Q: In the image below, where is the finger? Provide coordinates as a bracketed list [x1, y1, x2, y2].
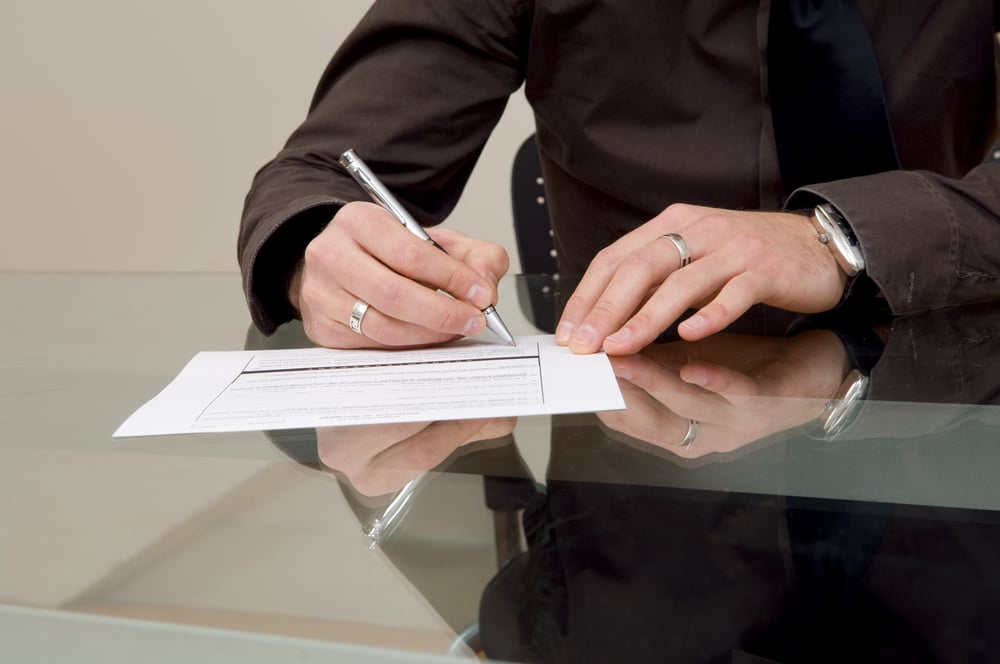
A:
[347, 206, 497, 312]
[301, 284, 461, 349]
[317, 422, 426, 473]
[429, 227, 510, 293]
[679, 360, 762, 398]
[555, 233, 666, 347]
[555, 204, 707, 346]
[678, 272, 762, 341]
[598, 380, 677, 440]
[333, 419, 482, 497]
[602, 249, 749, 354]
[338, 257, 488, 340]
[566, 240, 684, 354]
[466, 417, 518, 443]
[310, 217, 485, 339]
[554, 248, 622, 346]
[619, 354, 735, 423]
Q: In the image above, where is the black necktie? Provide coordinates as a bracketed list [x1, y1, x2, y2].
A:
[768, 0, 900, 193]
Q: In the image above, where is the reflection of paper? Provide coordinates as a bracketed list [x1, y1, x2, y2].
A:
[114, 335, 624, 437]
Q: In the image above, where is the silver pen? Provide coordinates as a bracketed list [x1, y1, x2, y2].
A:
[339, 149, 516, 346]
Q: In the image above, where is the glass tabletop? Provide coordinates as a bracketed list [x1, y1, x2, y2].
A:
[2, 271, 999, 663]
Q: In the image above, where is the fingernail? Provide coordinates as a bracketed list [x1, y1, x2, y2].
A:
[683, 371, 708, 387]
[555, 321, 574, 344]
[466, 284, 491, 309]
[570, 323, 597, 348]
[464, 316, 484, 335]
[680, 314, 707, 333]
[605, 327, 631, 346]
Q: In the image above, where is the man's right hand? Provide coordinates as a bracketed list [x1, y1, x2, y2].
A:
[290, 201, 510, 349]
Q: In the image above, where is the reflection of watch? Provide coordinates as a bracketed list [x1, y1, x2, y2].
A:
[812, 368, 870, 441]
[812, 204, 865, 277]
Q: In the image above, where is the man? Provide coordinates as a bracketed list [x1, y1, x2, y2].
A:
[239, 1, 1000, 354]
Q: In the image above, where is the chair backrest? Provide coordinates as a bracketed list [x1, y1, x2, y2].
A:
[510, 134, 561, 332]
[510, 134, 557, 274]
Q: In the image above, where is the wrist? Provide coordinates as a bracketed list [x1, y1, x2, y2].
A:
[287, 258, 304, 318]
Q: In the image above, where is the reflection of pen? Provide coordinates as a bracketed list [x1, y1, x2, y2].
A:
[339, 149, 516, 347]
[363, 474, 426, 548]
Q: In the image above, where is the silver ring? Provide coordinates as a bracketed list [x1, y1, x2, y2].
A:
[659, 233, 692, 268]
[669, 419, 699, 448]
[349, 299, 370, 335]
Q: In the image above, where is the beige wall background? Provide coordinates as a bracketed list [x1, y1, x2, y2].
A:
[2, 1, 534, 274]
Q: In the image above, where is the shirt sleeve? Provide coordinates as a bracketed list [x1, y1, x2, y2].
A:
[787, 160, 1000, 315]
[238, 0, 532, 334]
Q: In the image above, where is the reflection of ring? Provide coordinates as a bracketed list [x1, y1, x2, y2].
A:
[669, 419, 699, 448]
[659, 233, 693, 268]
[349, 299, 370, 335]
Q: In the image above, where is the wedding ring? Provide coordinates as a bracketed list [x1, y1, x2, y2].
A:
[349, 299, 370, 335]
[659, 233, 692, 268]
[669, 419, 699, 449]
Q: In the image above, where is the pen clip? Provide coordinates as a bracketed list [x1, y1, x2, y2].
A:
[339, 149, 432, 241]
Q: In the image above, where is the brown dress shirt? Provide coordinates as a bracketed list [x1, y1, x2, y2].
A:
[239, 0, 1000, 335]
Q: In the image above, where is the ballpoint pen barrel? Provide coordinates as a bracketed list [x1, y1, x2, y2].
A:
[339, 149, 517, 346]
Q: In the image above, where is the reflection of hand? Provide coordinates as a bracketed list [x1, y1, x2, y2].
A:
[556, 205, 847, 354]
[290, 201, 510, 349]
[599, 331, 849, 459]
[316, 417, 516, 496]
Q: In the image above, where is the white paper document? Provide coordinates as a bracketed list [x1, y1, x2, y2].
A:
[114, 335, 625, 437]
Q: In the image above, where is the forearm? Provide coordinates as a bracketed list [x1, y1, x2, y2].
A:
[238, 0, 530, 334]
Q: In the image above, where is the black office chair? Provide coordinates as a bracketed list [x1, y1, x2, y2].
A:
[510, 135, 561, 332]
[511, 135, 557, 274]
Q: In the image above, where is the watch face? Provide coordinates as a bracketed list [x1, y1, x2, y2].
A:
[824, 371, 869, 437]
[815, 205, 865, 276]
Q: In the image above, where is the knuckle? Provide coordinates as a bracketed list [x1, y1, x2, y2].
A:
[435, 307, 463, 333]
[362, 316, 394, 345]
[350, 472, 385, 498]
[496, 246, 511, 274]
[562, 292, 587, 312]
[303, 315, 340, 348]
[301, 316, 319, 342]
[628, 308, 657, 331]
[590, 298, 620, 320]
[590, 246, 620, 272]
[391, 240, 424, 273]
[317, 444, 350, 471]
[738, 232, 768, 256]
[303, 238, 326, 265]
[664, 202, 695, 219]
[407, 442, 442, 470]
[698, 212, 737, 235]
[372, 280, 404, 312]
[620, 251, 656, 275]
[298, 278, 325, 309]
[703, 299, 735, 324]
[663, 266, 695, 291]
[441, 268, 471, 300]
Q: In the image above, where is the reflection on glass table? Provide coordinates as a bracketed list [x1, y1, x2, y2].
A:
[255, 297, 1000, 663]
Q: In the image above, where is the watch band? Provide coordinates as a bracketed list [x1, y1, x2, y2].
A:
[811, 204, 865, 277]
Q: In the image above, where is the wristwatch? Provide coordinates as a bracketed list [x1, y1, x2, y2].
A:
[811, 203, 865, 277]
[815, 368, 870, 440]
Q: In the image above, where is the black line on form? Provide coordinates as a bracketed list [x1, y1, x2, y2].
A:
[239, 353, 539, 375]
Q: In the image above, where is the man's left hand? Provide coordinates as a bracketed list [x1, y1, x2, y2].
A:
[556, 204, 848, 354]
